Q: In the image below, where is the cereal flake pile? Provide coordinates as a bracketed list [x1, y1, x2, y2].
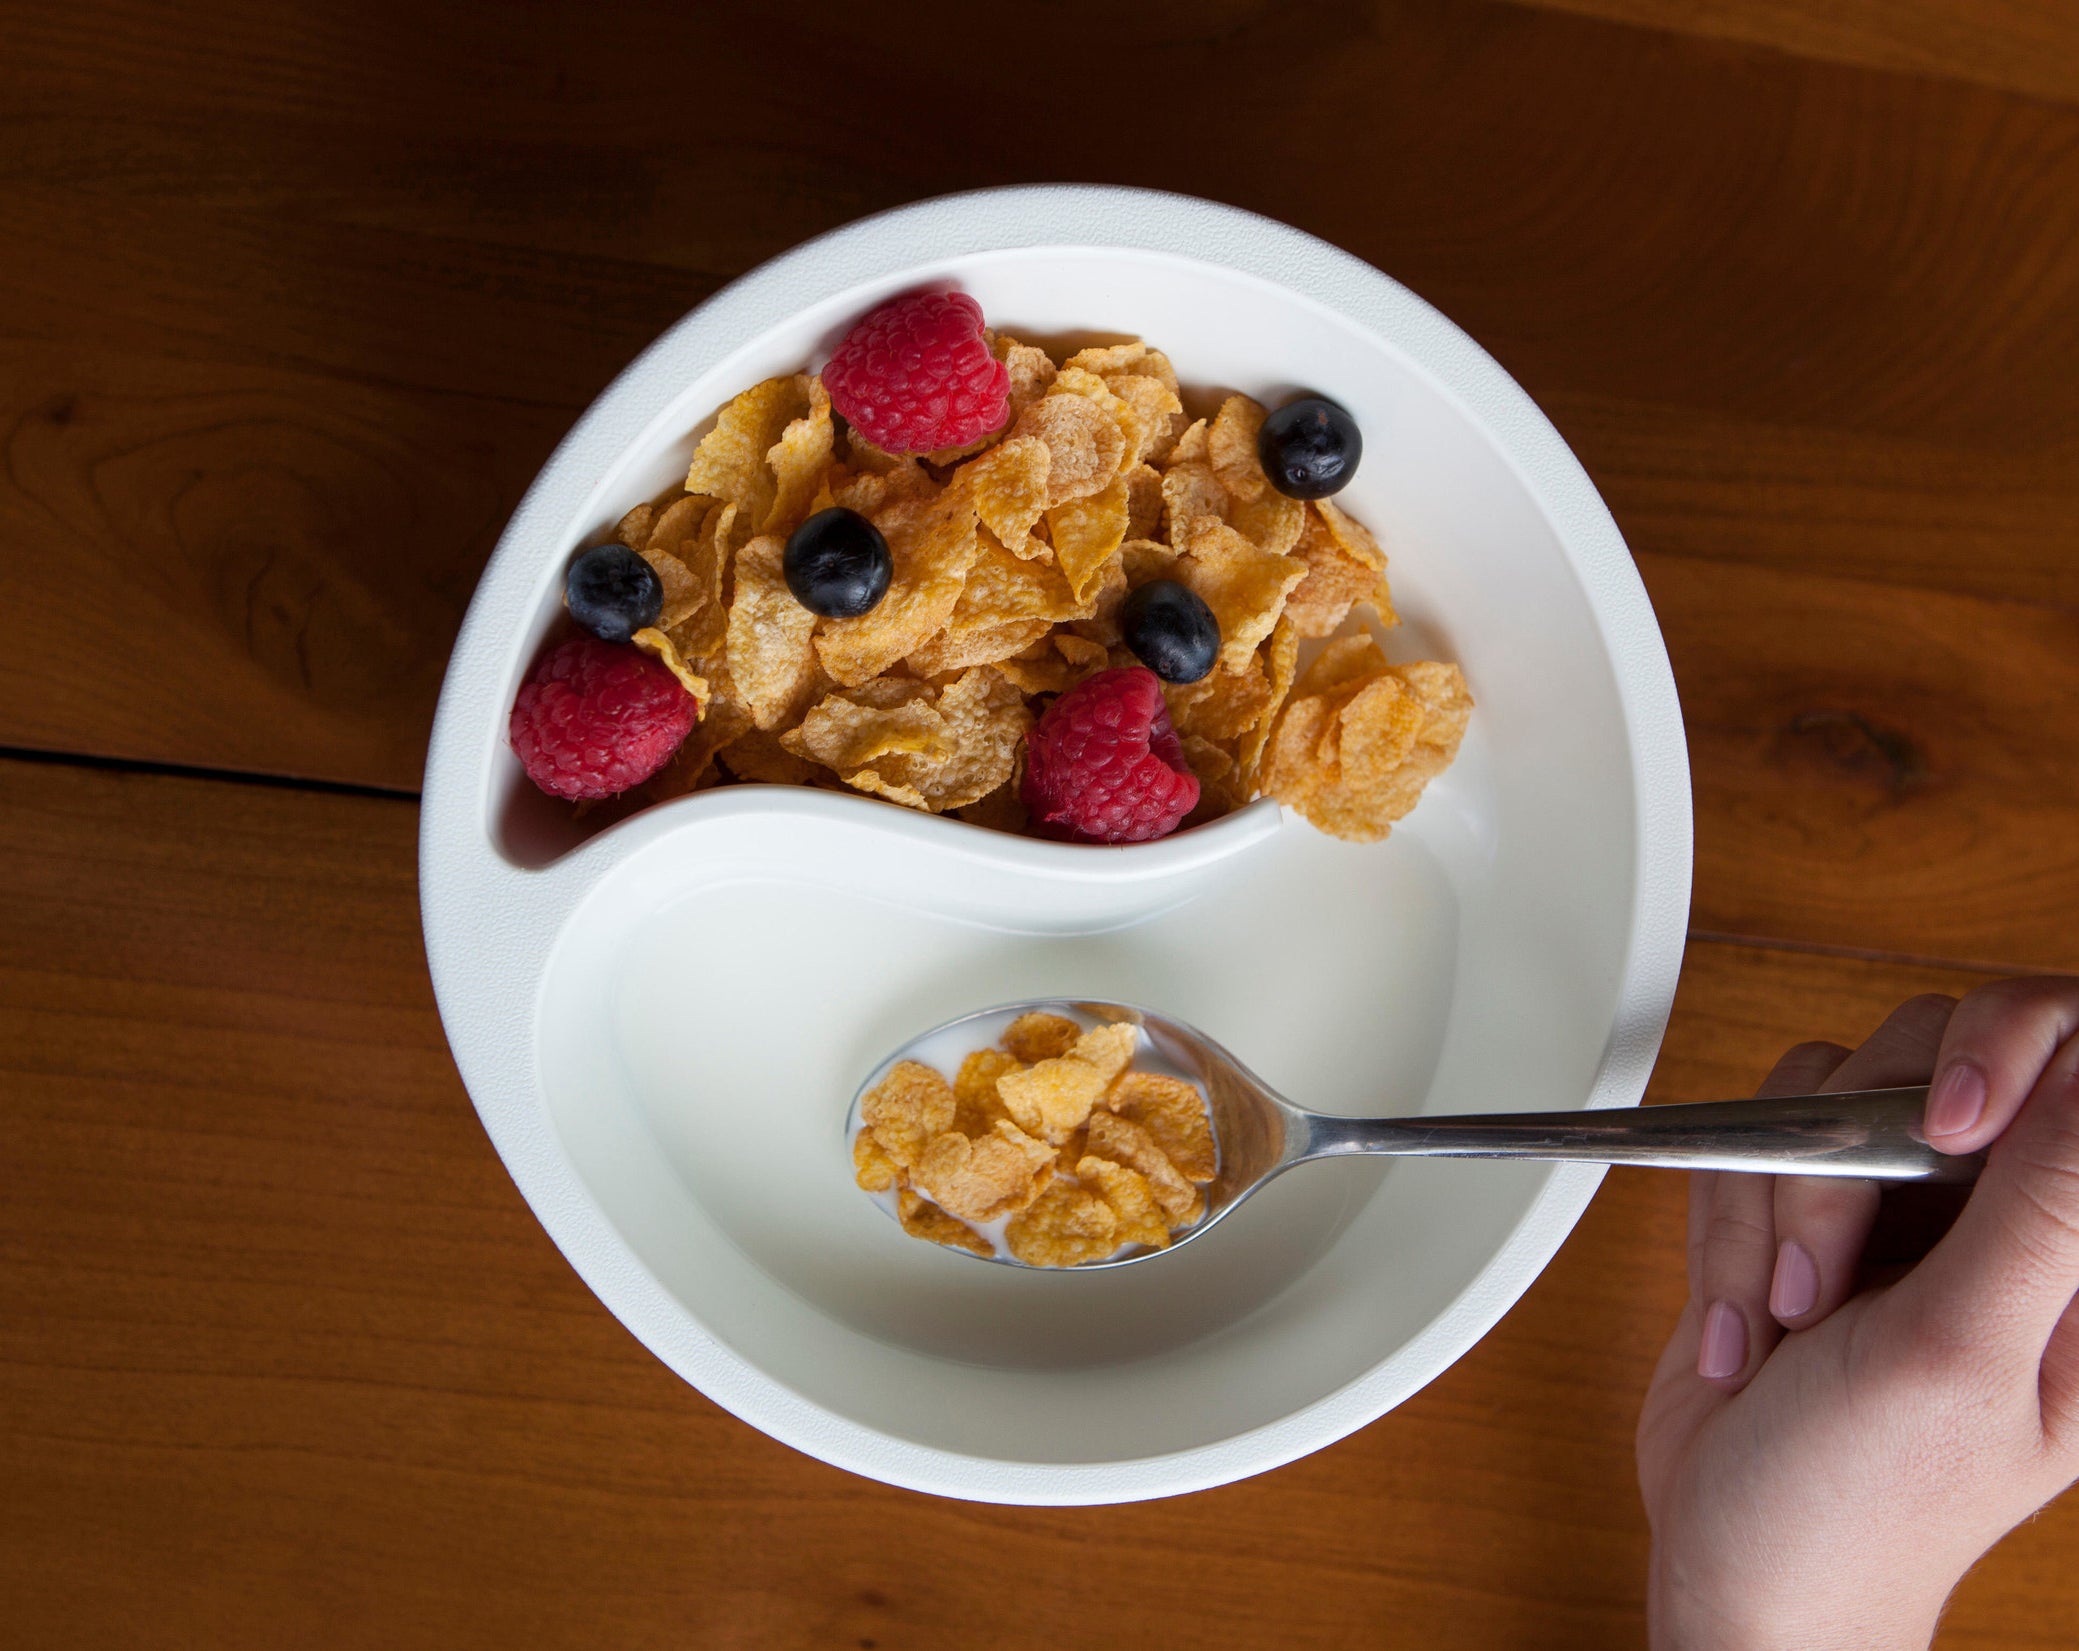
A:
[575, 322, 1470, 841]
[854, 1012, 1216, 1266]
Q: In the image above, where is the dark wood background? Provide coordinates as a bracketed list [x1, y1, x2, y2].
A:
[5, 1, 2076, 1644]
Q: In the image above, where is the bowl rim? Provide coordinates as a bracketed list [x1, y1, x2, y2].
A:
[419, 183, 1692, 1504]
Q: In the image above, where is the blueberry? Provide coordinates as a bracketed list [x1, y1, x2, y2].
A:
[1257, 396, 1361, 500]
[1121, 579, 1220, 684]
[565, 543, 664, 643]
[785, 507, 892, 619]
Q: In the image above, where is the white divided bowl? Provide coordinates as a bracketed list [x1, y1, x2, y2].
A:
[420, 187, 1690, 1504]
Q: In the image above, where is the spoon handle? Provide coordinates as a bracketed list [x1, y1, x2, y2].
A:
[1297, 1086, 1981, 1182]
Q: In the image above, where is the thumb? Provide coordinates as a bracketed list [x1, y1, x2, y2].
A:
[1905, 1026, 2079, 1358]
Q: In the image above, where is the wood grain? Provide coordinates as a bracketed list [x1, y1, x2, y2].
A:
[1506, 0, 2079, 107]
[0, 340, 565, 786]
[1652, 552, 2079, 972]
[2, 757, 2071, 1650]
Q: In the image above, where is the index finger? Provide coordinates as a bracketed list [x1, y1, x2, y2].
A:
[1903, 1025, 2079, 1357]
[1924, 977, 2079, 1154]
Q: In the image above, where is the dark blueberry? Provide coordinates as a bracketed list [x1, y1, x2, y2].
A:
[1121, 579, 1221, 685]
[785, 507, 892, 619]
[564, 543, 664, 644]
[1257, 396, 1361, 500]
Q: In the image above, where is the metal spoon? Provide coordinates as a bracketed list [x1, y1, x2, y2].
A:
[851, 999, 1985, 1271]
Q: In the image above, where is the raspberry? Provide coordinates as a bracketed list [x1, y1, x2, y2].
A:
[1021, 667, 1201, 844]
[823, 291, 1010, 455]
[509, 637, 696, 801]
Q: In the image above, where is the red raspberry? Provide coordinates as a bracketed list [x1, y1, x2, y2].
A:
[1021, 667, 1201, 844]
[509, 637, 696, 800]
[823, 291, 1010, 455]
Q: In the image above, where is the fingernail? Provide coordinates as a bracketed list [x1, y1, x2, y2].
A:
[1698, 1300, 1748, 1380]
[1927, 1060, 1988, 1139]
[1770, 1240, 1819, 1320]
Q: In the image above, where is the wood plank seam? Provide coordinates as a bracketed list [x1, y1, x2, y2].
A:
[4, 751, 2063, 985]
[0, 743, 420, 805]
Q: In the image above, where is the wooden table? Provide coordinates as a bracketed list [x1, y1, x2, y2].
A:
[5, 1, 2076, 1644]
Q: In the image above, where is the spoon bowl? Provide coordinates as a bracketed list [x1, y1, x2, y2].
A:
[853, 999, 1984, 1272]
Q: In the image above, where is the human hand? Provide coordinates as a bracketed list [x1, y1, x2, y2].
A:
[1636, 978, 2079, 1650]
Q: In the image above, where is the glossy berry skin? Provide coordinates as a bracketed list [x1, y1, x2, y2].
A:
[1021, 666, 1201, 845]
[509, 637, 696, 801]
[564, 543, 665, 644]
[822, 290, 1011, 454]
[1120, 579, 1220, 684]
[785, 507, 893, 619]
[1257, 396, 1361, 500]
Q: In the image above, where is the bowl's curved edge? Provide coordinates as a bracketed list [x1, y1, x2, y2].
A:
[419, 184, 1692, 1505]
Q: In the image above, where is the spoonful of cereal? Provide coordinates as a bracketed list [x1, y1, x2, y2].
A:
[848, 1001, 1982, 1270]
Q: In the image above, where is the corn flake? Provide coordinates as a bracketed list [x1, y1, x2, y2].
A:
[906, 618, 1053, 677]
[911, 1120, 1054, 1222]
[784, 678, 943, 768]
[1002, 1011, 1081, 1063]
[725, 534, 820, 729]
[1165, 656, 1272, 743]
[1070, 1021, 1138, 1086]
[1315, 496, 1387, 571]
[1259, 638, 1472, 841]
[783, 668, 1027, 814]
[815, 478, 981, 686]
[1238, 617, 1299, 786]
[631, 627, 710, 705]
[997, 1055, 1109, 1145]
[1005, 1180, 1119, 1268]
[897, 1188, 994, 1257]
[613, 502, 657, 553]
[919, 667, 1032, 812]
[1207, 394, 1271, 503]
[964, 436, 1053, 553]
[949, 526, 1087, 627]
[1085, 1109, 1203, 1226]
[763, 376, 834, 537]
[1160, 459, 1228, 543]
[1229, 489, 1306, 557]
[637, 495, 712, 629]
[1076, 1157, 1172, 1251]
[686, 375, 811, 535]
[1174, 516, 1307, 671]
[1169, 417, 1210, 465]
[1062, 342, 1149, 377]
[1014, 393, 1125, 507]
[1105, 375, 1185, 465]
[854, 1128, 898, 1192]
[1046, 473, 1130, 604]
[861, 1059, 956, 1170]
[954, 1047, 1021, 1135]
[1106, 1070, 1217, 1182]
[996, 335, 1058, 420]
[1123, 463, 1165, 540]
[1284, 506, 1392, 637]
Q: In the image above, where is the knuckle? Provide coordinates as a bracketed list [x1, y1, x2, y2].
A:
[1965, 977, 2034, 1010]
[2009, 1079, 2079, 1173]
[2000, 1163, 2079, 1264]
[1702, 1206, 1775, 1254]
